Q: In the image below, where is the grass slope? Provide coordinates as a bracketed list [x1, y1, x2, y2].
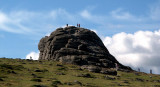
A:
[0, 58, 160, 87]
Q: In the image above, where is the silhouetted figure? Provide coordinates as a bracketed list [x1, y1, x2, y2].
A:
[30, 56, 32, 60]
[150, 69, 152, 74]
[66, 24, 68, 27]
[115, 63, 118, 71]
[138, 68, 140, 72]
[79, 24, 80, 27]
[77, 24, 78, 27]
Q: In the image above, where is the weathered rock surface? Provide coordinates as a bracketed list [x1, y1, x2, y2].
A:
[38, 26, 131, 72]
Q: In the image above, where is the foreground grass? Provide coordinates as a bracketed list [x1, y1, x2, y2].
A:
[0, 58, 160, 87]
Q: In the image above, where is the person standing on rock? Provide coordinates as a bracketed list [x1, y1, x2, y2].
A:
[150, 69, 152, 74]
[66, 24, 68, 27]
[79, 24, 80, 27]
[138, 68, 140, 72]
[30, 56, 32, 60]
[115, 63, 118, 71]
[77, 23, 78, 27]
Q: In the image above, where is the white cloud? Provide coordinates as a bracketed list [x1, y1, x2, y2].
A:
[150, 2, 160, 20]
[80, 10, 92, 19]
[0, 7, 159, 36]
[106, 23, 124, 29]
[110, 8, 136, 20]
[49, 8, 77, 22]
[0, 9, 78, 35]
[80, 9, 107, 25]
[0, 11, 36, 34]
[103, 29, 160, 74]
[91, 29, 97, 33]
[0, 12, 9, 23]
[45, 33, 51, 36]
[26, 51, 39, 60]
[45, 24, 68, 37]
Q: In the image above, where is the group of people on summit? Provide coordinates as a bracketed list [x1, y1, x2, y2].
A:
[66, 24, 80, 27]
[77, 24, 80, 27]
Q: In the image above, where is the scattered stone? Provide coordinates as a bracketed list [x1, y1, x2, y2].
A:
[87, 65, 101, 73]
[57, 67, 67, 70]
[117, 84, 127, 86]
[153, 85, 160, 87]
[64, 82, 74, 85]
[0, 76, 7, 78]
[22, 62, 26, 64]
[155, 80, 160, 83]
[104, 76, 116, 80]
[31, 85, 47, 87]
[100, 69, 117, 76]
[31, 73, 37, 78]
[34, 69, 43, 72]
[51, 80, 62, 86]
[34, 69, 48, 72]
[50, 78, 57, 80]
[64, 80, 82, 86]
[135, 78, 144, 82]
[7, 70, 16, 74]
[56, 64, 63, 67]
[74, 80, 82, 86]
[123, 80, 129, 84]
[31, 78, 42, 82]
[37, 76, 43, 78]
[49, 64, 53, 66]
[117, 75, 120, 77]
[135, 72, 140, 76]
[76, 73, 94, 78]
[151, 80, 160, 83]
[118, 69, 131, 72]
[85, 83, 98, 87]
[80, 65, 89, 69]
[5, 83, 12, 86]
[56, 72, 65, 75]
[0, 78, 3, 81]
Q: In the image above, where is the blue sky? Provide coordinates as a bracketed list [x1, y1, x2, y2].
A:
[0, 0, 160, 74]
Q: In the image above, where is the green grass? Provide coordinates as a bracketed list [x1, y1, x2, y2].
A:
[0, 58, 160, 87]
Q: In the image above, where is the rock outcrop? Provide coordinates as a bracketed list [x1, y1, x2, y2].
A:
[38, 26, 131, 72]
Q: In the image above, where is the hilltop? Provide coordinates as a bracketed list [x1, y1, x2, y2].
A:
[38, 26, 131, 74]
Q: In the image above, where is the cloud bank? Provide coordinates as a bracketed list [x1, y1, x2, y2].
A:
[103, 29, 160, 74]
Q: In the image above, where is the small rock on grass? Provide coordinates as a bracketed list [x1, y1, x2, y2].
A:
[31, 84, 47, 87]
[31, 78, 42, 82]
[0, 78, 3, 81]
[76, 73, 94, 78]
[104, 76, 116, 80]
[51, 80, 62, 86]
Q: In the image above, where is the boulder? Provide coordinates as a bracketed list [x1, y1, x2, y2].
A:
[38, 26, 131, 71]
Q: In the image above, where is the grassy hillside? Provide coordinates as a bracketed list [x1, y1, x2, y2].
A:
[0, 58, 160, 87]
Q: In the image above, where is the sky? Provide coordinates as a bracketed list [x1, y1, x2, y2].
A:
[0, 0, 160, 74]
